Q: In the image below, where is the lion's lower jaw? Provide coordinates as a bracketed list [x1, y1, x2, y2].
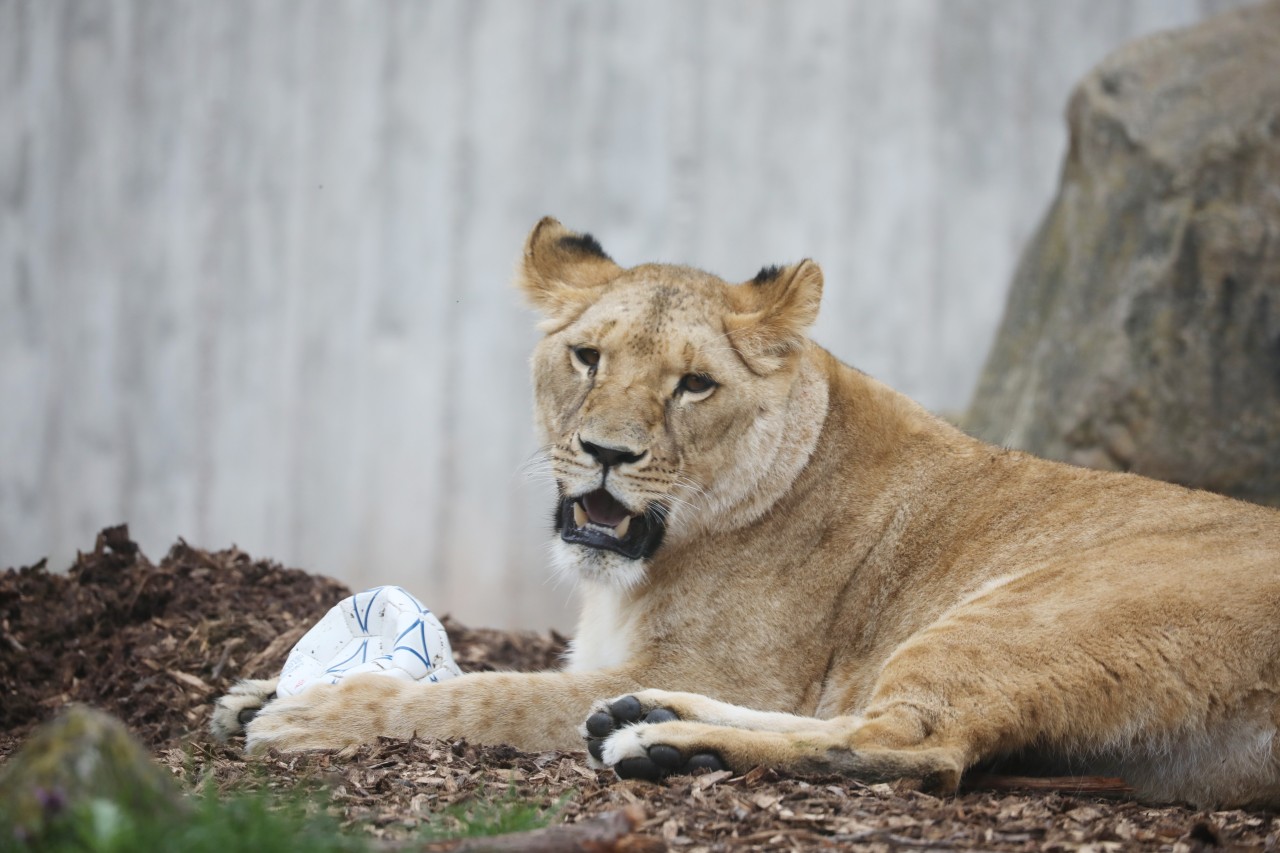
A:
[549, 539, 648, 591]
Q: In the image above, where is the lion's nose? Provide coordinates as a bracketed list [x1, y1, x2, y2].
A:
[580, 439, 646, 468]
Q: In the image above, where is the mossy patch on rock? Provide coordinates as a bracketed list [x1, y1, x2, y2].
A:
[0, 705, 184, 842]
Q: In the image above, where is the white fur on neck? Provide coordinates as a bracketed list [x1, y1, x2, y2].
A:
[565, 581, 639, 671]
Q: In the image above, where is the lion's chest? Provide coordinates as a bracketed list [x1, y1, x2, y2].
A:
[564, 584, 640, 672]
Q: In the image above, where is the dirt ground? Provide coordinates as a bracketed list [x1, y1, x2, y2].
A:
[2, 527, 1277, 851]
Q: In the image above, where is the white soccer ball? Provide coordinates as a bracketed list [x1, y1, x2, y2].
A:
[276, 586, 462, 697]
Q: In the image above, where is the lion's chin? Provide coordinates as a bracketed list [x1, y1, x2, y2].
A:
[548, 540, 649, 591]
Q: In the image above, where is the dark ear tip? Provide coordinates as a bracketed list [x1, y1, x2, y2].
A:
[751, 265, 784, 286]
[558, 232, 612, 262]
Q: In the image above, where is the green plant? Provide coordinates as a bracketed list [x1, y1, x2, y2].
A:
[2, 786, 368, 853]
[417, 786, 571, 841]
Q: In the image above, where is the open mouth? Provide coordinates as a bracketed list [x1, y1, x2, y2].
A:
[556, 488, 667, 560]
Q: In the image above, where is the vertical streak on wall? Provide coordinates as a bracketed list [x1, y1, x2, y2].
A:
[264, 0, 307, 566]
[827, 1, 940, 399]
[279, 0, 310, 569]
[360, 1, 459, 604]
[56, 3, 127, 559]
[190, 0, 221, 554]
[934, 1, 1019, 414]
[666, 0, 707, 263]
[0, 0, 42, 563]
[129, 2, 182, 541]
[434, 1, 476, 618]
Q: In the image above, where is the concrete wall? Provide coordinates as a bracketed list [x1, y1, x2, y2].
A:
[0, 0, 1247, 628]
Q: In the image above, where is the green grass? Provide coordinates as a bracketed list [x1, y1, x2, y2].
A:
[3, 781, 572, 852]
[0, 708, 569, 850]
[3, 786, 368, 853]
[417, 786, 570, 841]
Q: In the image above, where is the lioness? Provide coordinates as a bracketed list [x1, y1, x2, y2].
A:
[214, 218, 1280, 809]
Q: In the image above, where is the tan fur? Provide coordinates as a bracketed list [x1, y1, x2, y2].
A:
[216, 218, 1280, 809]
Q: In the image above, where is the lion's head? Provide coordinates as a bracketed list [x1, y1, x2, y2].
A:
[518, 218, 830, 589]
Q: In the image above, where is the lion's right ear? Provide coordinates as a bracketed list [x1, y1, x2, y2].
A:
[724, 260, 823, 374]
[518, 217, 622, 329]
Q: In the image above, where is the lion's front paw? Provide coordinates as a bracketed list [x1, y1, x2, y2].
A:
[243, 674, 407, 756]
[597, 722, 727, 782]
[244, 685, 362, 756]
[582, 694, 681, 765]
[210, 678, 279, 741]
[582, 693, 726, 781]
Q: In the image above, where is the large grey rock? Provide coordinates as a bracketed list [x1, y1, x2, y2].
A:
[966, 1, 1280, 506]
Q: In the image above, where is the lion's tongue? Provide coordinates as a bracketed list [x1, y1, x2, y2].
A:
[582, 489, 630, 527]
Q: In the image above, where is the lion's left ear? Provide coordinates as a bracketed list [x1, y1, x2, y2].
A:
[725, 260, 823, 373]
[517, 217, 623, 330]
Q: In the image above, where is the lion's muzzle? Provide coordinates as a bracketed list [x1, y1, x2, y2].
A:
[557, 489, 667, 560]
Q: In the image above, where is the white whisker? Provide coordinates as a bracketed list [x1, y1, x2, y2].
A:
[673, 474, 708, 497]
[514, 445, 554, 475]
[691, 328, 741, 362]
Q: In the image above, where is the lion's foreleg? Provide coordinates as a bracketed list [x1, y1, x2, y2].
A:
[243, 669, 639, 756]
[590, 688, 829, 733]
[596, 716, 965, 790]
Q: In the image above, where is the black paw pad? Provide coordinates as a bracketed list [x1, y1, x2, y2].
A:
[643, 707, 679, 725]
[648, 744, 683, 770]
[585, 711, 616, 738]
[615, 756, 663, 782]
[686, 752, 726, 774]
[612, 745, 728, 782]
[583, 699, 683, 765]
[609, 695, 643, 723]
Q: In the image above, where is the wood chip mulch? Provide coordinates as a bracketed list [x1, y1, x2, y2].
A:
[2, 526, 1278, 851]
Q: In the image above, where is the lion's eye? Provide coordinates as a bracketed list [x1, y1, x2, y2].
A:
[571, 346, 600, 370]
[677, 373, 717, 398]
